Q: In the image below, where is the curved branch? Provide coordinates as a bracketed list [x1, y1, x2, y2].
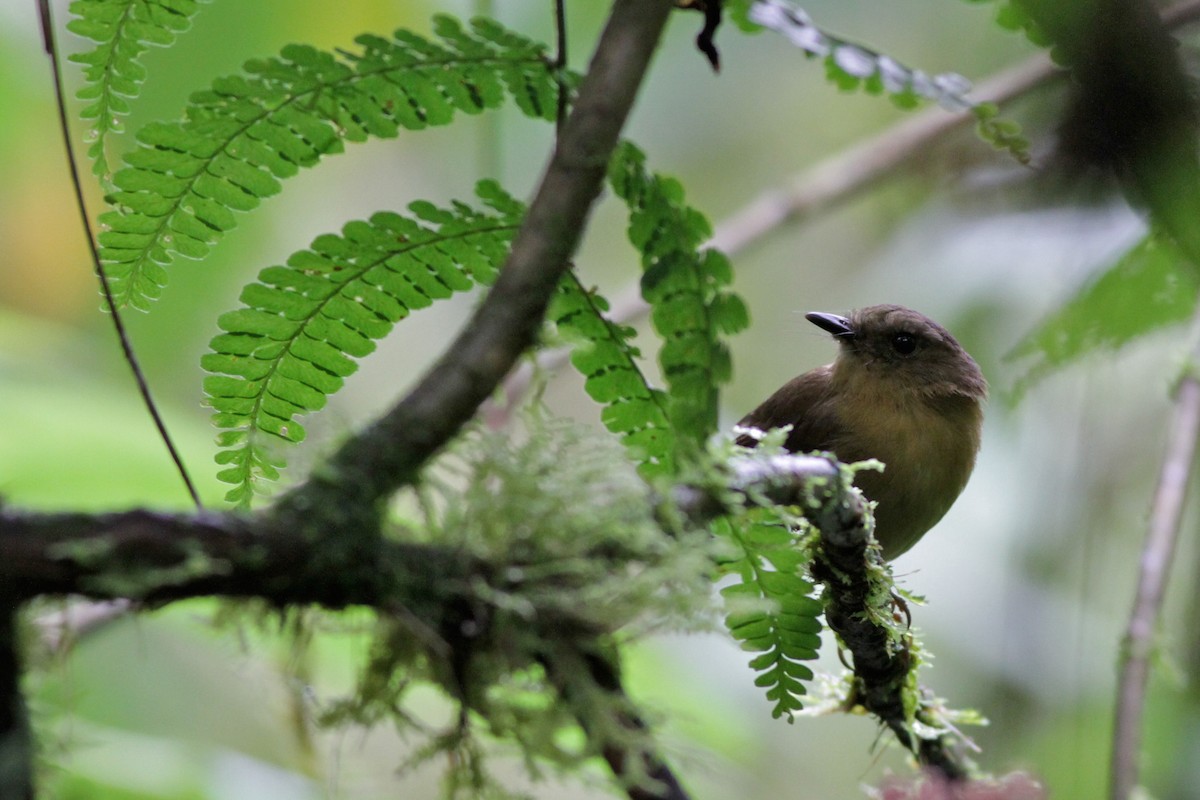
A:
[278, 0, 676, 515]
[671, 452, 970, 777]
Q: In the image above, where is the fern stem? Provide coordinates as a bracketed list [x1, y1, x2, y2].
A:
[38, 0, 204, 509]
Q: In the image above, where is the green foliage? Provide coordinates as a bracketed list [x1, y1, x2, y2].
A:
[205, 133, 741, 503]
[990, 1, 1050, 46]
[608, 141, 747, 457]
[547, 276, 677, 478]
[717, 509, 822, 721]
[96, 14, 559, 310]
[1008, 232, 1200, 398]
[973, 102, 1031, 165]
[203, 181, 524, 506]
[68, 0, 209, 182]
[723, 0, 762, 32]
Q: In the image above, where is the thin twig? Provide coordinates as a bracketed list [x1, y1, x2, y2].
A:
[37, 0, 203, 508]
[554, 0, 569, 132]
[1109, 313, 1200, 800]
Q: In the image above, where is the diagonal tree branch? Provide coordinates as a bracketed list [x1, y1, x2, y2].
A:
[275, 0, 676, 517]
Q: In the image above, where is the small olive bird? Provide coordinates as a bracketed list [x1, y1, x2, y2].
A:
[737, 305, 987, 559]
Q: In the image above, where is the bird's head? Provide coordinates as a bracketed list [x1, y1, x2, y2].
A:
[808, 304, 988, 404]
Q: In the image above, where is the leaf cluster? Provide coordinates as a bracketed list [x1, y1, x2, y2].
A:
[718, 510, 822, 720]
[204, 181, 524, 505]
[608, 142, 748, 453]
[93, 14, 558, 309]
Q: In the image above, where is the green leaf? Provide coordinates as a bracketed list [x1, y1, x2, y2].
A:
[100, 15, 561, 309]
[549, 276, 676, 478]
[1008, 232, 1200, 398]
[714, 512, 821, 720]
[68, 0, 208, 181]
[204, 183, 523, 506]
[607, 141, 744, 460]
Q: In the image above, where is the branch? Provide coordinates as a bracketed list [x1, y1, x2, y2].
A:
[0, 508, 471, 608]
[671, 453, 971, 777]
[1109, 317, 1200, 799]
[277, 0, 676, 516]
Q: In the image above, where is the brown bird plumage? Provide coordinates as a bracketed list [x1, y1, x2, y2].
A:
[737, 305, 987, 559]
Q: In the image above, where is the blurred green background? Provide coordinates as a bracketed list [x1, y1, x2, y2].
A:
[4, 1, 1199, 798]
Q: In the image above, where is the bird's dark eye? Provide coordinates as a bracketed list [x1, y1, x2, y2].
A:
[891, 332, 918, 356]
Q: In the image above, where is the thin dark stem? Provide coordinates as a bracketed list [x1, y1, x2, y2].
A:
[1109, 321, 1200, 799]
[554, 0, 569, 132]
[37, 0, 203, 509]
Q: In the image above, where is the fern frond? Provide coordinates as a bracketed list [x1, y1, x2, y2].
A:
[548, 276, 677, 478]
[608, 142, 748, 456]
[67, 0, 208, 182]
[99, 14, 559, 310]
[746, 0, 1031, 163]
[747, 0, 972, 110]
[717, 511, 822, 721]
[202, 180, 524, 506]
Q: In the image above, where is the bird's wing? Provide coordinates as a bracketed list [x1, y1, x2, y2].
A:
[735, 364, 845, 453]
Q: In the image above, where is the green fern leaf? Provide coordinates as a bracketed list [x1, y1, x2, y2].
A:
[99, 14, 558, 310]
[608, 141, 747, 456]
[202, 180, 523, 506]
[548, 276, 677, 478]
[717, 511, 822, 720]
[68, 0, 208, 182]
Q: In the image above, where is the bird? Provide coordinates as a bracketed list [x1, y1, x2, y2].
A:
[736, 304, 987, 559]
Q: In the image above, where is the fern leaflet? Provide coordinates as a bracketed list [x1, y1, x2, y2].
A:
[608, 141, 748, 456]
[717, 510, 822, 720]
[203, 180, 523, 506]
[99, 14, 559, 310]
[746, 0, 1030, 163]
[547, 276, 677, 478]
[68, 0, 208, 182]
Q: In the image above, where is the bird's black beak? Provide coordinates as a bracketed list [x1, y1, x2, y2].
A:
[805, 311, 855, 339]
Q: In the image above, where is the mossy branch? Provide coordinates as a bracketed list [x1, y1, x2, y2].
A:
[674, 452, 975, 779]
